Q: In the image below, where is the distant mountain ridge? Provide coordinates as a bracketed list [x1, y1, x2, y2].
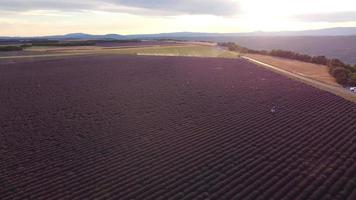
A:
[130, 27, 356, 38]
[1, 27, 356, 40]
[0, 33, 125, 40]
[49, 33, 125, 39]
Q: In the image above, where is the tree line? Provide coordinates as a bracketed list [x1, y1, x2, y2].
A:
[0, 39, 143, 51]
[219, 42, 356, 86]
[0, 46, 23, 51]
[0, 41, 96, 52]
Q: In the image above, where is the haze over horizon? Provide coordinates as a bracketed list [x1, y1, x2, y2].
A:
[1, 0, 356, 36]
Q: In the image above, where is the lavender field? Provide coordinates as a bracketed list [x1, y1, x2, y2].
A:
[1, 55, 355, 199]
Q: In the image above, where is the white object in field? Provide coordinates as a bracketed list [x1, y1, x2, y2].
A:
[271, 106, 277, 113]
[350, 87, 356, 92]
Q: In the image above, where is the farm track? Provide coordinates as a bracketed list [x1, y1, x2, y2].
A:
[0, 55, 355, 199]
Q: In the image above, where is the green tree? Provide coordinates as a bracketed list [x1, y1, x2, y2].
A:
[330, 67, 351, 85]
[311, 56, 328, 65]
[348, 73, 356, 86]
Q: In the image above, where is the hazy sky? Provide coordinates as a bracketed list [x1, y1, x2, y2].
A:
[1, 0, 356, 36]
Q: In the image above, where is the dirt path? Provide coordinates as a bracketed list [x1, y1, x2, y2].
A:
[243, 56, 356, 103]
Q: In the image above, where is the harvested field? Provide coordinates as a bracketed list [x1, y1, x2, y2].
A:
[0, 50, 57, 57]
[95, 41, 215, 47]
[5, 45, 237, 60]
[0, 55, 356, 200]
[95, 41, 180, 47]
[244, 54, 339, 86]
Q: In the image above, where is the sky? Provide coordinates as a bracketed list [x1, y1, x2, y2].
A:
[1, 0, 356, 36]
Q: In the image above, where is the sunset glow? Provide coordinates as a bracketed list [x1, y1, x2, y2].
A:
[0, 0, 356, 36]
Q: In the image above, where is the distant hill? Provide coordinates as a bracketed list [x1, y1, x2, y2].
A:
[234, 27, 356, 36]
[52, 33, 125, 40]
[251, 36, 356, 64]
[0, 33, 125, 40]
[1, 27, 356, 40]
[128, 27, 356, 38]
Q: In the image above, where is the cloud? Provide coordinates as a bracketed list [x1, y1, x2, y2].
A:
[112, 0, 239, 15]
[295, 11, 356, 22]
[0, 0, 95, 11]
[0, 0, 240, 16]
